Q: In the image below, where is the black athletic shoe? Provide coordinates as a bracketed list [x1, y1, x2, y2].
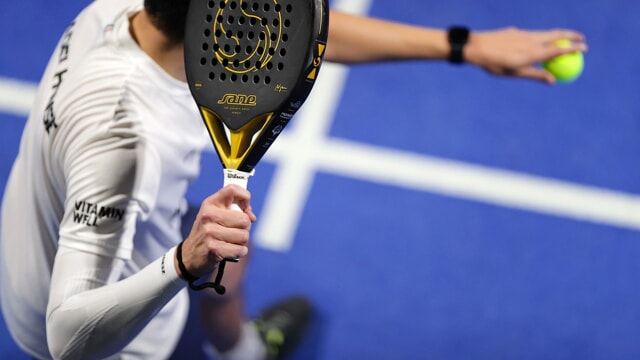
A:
[252, 296, 313, 360]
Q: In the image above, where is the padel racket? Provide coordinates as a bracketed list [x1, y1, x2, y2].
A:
[185, 0, 329, 293]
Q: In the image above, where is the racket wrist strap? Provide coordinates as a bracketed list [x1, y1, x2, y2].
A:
[447, 26, 470, 64]
[176, 240, 227, 295]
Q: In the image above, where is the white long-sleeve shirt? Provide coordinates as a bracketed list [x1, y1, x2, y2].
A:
[0, 1, 210, 358]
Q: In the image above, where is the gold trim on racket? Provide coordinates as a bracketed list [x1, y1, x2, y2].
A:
[199, 106, 273, 170]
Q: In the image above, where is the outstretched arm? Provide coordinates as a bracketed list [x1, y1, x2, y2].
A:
[325, 10, 587, 84]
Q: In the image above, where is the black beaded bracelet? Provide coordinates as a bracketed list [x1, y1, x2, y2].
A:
[176, 241, 227, 295]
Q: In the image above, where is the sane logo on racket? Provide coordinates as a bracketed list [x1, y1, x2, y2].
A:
[217, 93, 257, 106]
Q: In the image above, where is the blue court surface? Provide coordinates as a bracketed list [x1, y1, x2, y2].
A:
[1, 0, 640, 359]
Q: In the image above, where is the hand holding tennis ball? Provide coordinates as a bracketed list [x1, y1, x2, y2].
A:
[543, 39, 584, 83]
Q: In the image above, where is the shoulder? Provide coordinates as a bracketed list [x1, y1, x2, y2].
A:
[52, 5, 148, 134]
[52, 48, 140, 135]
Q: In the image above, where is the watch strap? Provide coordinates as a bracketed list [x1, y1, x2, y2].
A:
[447, 26, 470, 64]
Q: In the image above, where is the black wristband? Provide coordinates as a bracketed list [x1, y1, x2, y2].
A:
[176, 241, 199, 283]
[176, 240, 227, 295]
[447, 26, 470, 64]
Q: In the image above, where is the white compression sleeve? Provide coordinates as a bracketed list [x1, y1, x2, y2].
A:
[46, 245, 185, 359]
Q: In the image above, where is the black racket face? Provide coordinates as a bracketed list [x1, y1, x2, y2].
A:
[185, 0, 328, 130]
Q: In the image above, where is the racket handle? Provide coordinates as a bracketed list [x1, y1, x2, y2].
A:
[222, 169, 254, 262]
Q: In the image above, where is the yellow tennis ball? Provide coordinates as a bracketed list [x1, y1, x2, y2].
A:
[543, 39, 584, 83]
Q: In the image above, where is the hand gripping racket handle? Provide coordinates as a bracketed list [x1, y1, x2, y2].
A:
[190, 169, 253, 295]
[206, 169, 253, 294]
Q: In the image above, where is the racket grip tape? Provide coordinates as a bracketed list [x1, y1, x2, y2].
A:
[222, 169, 254, 262]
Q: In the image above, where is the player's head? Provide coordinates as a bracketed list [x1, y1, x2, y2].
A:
[144, 0, 190, 44]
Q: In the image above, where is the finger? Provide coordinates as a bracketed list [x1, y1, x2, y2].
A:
[244, 204, 257, 222]
[540, 29, 586, 43]
[201, 222, 250, 261]
[203, 222, 251, 246]
[540, 44, 586, 65]
[533, 39, 586, 66]
[515, 66, 556, 85]
[207, 239, 249, 261]
[199, 205, 252, 230]
[208, 184, 252, 210]
[540, 30, 588, 54]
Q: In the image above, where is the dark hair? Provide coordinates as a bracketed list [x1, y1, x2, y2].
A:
[144, 0, 190, 44]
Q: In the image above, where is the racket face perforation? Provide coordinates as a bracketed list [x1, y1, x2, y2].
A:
[195, 0, 294, 85]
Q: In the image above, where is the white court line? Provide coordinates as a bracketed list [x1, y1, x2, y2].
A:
[271, 136, 640, 230]
[257, 105, 640, 252]
[0, 77, 37, 117]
